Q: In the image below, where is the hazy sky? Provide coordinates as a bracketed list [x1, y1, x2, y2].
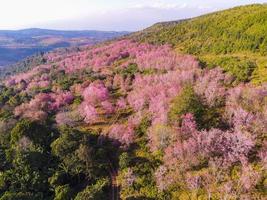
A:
[0, 0, 266, 31]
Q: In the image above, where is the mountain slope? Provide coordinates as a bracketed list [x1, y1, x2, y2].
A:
[131, 4, 267, 83]
[0, 38, 266, 199]
[132, 4, 267, 54]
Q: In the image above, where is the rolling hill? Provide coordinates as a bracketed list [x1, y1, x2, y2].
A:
[0, 28, 129, 66]
[130, 4, 267, 84]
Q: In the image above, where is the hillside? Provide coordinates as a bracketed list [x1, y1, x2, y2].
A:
[0, 28, 128, 66]
[0, 4, 266, 200]
[131, 4, 267, 84]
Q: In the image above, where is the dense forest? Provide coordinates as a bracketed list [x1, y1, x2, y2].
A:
[0, 4, 266, 200]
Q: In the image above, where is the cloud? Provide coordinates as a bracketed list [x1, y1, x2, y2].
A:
[128, 1, 217, 15]
[1, 0, 267, 30]
[131, 1, 189, 10]
[38, 3, 215, 32]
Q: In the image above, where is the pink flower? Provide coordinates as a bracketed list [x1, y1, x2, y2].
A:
[116, 98, 127, 110]
[101, 100, 114, 114]
[82, 82, 109, 104]
[109, 124, 134, 147]
[80, 103, 98, 124]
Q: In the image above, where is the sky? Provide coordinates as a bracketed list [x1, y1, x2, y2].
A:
[0, 0, 266, 31]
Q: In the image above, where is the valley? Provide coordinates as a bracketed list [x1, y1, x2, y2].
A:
[0, 28, 128, 66]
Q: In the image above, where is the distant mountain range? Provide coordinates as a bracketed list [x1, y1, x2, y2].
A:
[0, 28, 129, 66]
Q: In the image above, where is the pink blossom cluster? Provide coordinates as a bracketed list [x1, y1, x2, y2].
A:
[55, 110, 81, 126]
[79, 104, 98, 123]
[152, 83, 266, 193]
[45, 46, 88, 63]
[26, 74, 51, 90]
[116, 97, 128, 110]
[194, 67, 227, 107]
[155, 113, 257, 190]
[82, 81, 109, 104]
[135, 46, 199, 71]
[45, 40, 137, 73]
[79, 81, 114, 124]
[43, 40, 199, 74]
[127, 70, 197, 125]
[14, 91, 74, 121]
[112, 74, 132, 94]
[5, 65, 50, 87]
[226, 84, 267, 137]
[108, 123, 134, 147]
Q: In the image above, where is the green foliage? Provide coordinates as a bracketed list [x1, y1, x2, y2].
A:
[0, 87, 15, 106]
[201, 106, 226, 130]
[5, 153, 50, 194]
[51, 127, 92, 176]
[1, 150, 53, 198]
[0, 119, 16, 147]
[0, 110, 13, 121]
[7, 95, 22, 107]
[0, 53, 46, 80]
[49, 171, 70, 188]
[132, 4, 267, 83]
[119, 117, 162, 199]
[53, 69, 95, 90]
[0, 148, 8, 171]
[0, 191, 41, 200]
[118, 63, 139, 78]
[55, 70, 78, 90]
[168, 85, 204, 126]
[50, 127, 110, 184]
[252, 58, 267, 84]
[201, 55, 256, 82]
[73, 96, 83, 105]
[119, 152, 131, 169]
[10, 119, 51, 148]
[1, 121, 112, 199]
[54, 185, 73, 200]
[0, 119, 56, 199]
[34, 87, 52, 94]
[135, 116, 151, 138]
[168, 85, 226, 129]
[135, 4, 267, 55]
[74, 178, 108, 200]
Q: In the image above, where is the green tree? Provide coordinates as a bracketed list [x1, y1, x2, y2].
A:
[51, 127, 93, 177]
[168, 85, 204, 127]
[10, 120, 52, 149]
